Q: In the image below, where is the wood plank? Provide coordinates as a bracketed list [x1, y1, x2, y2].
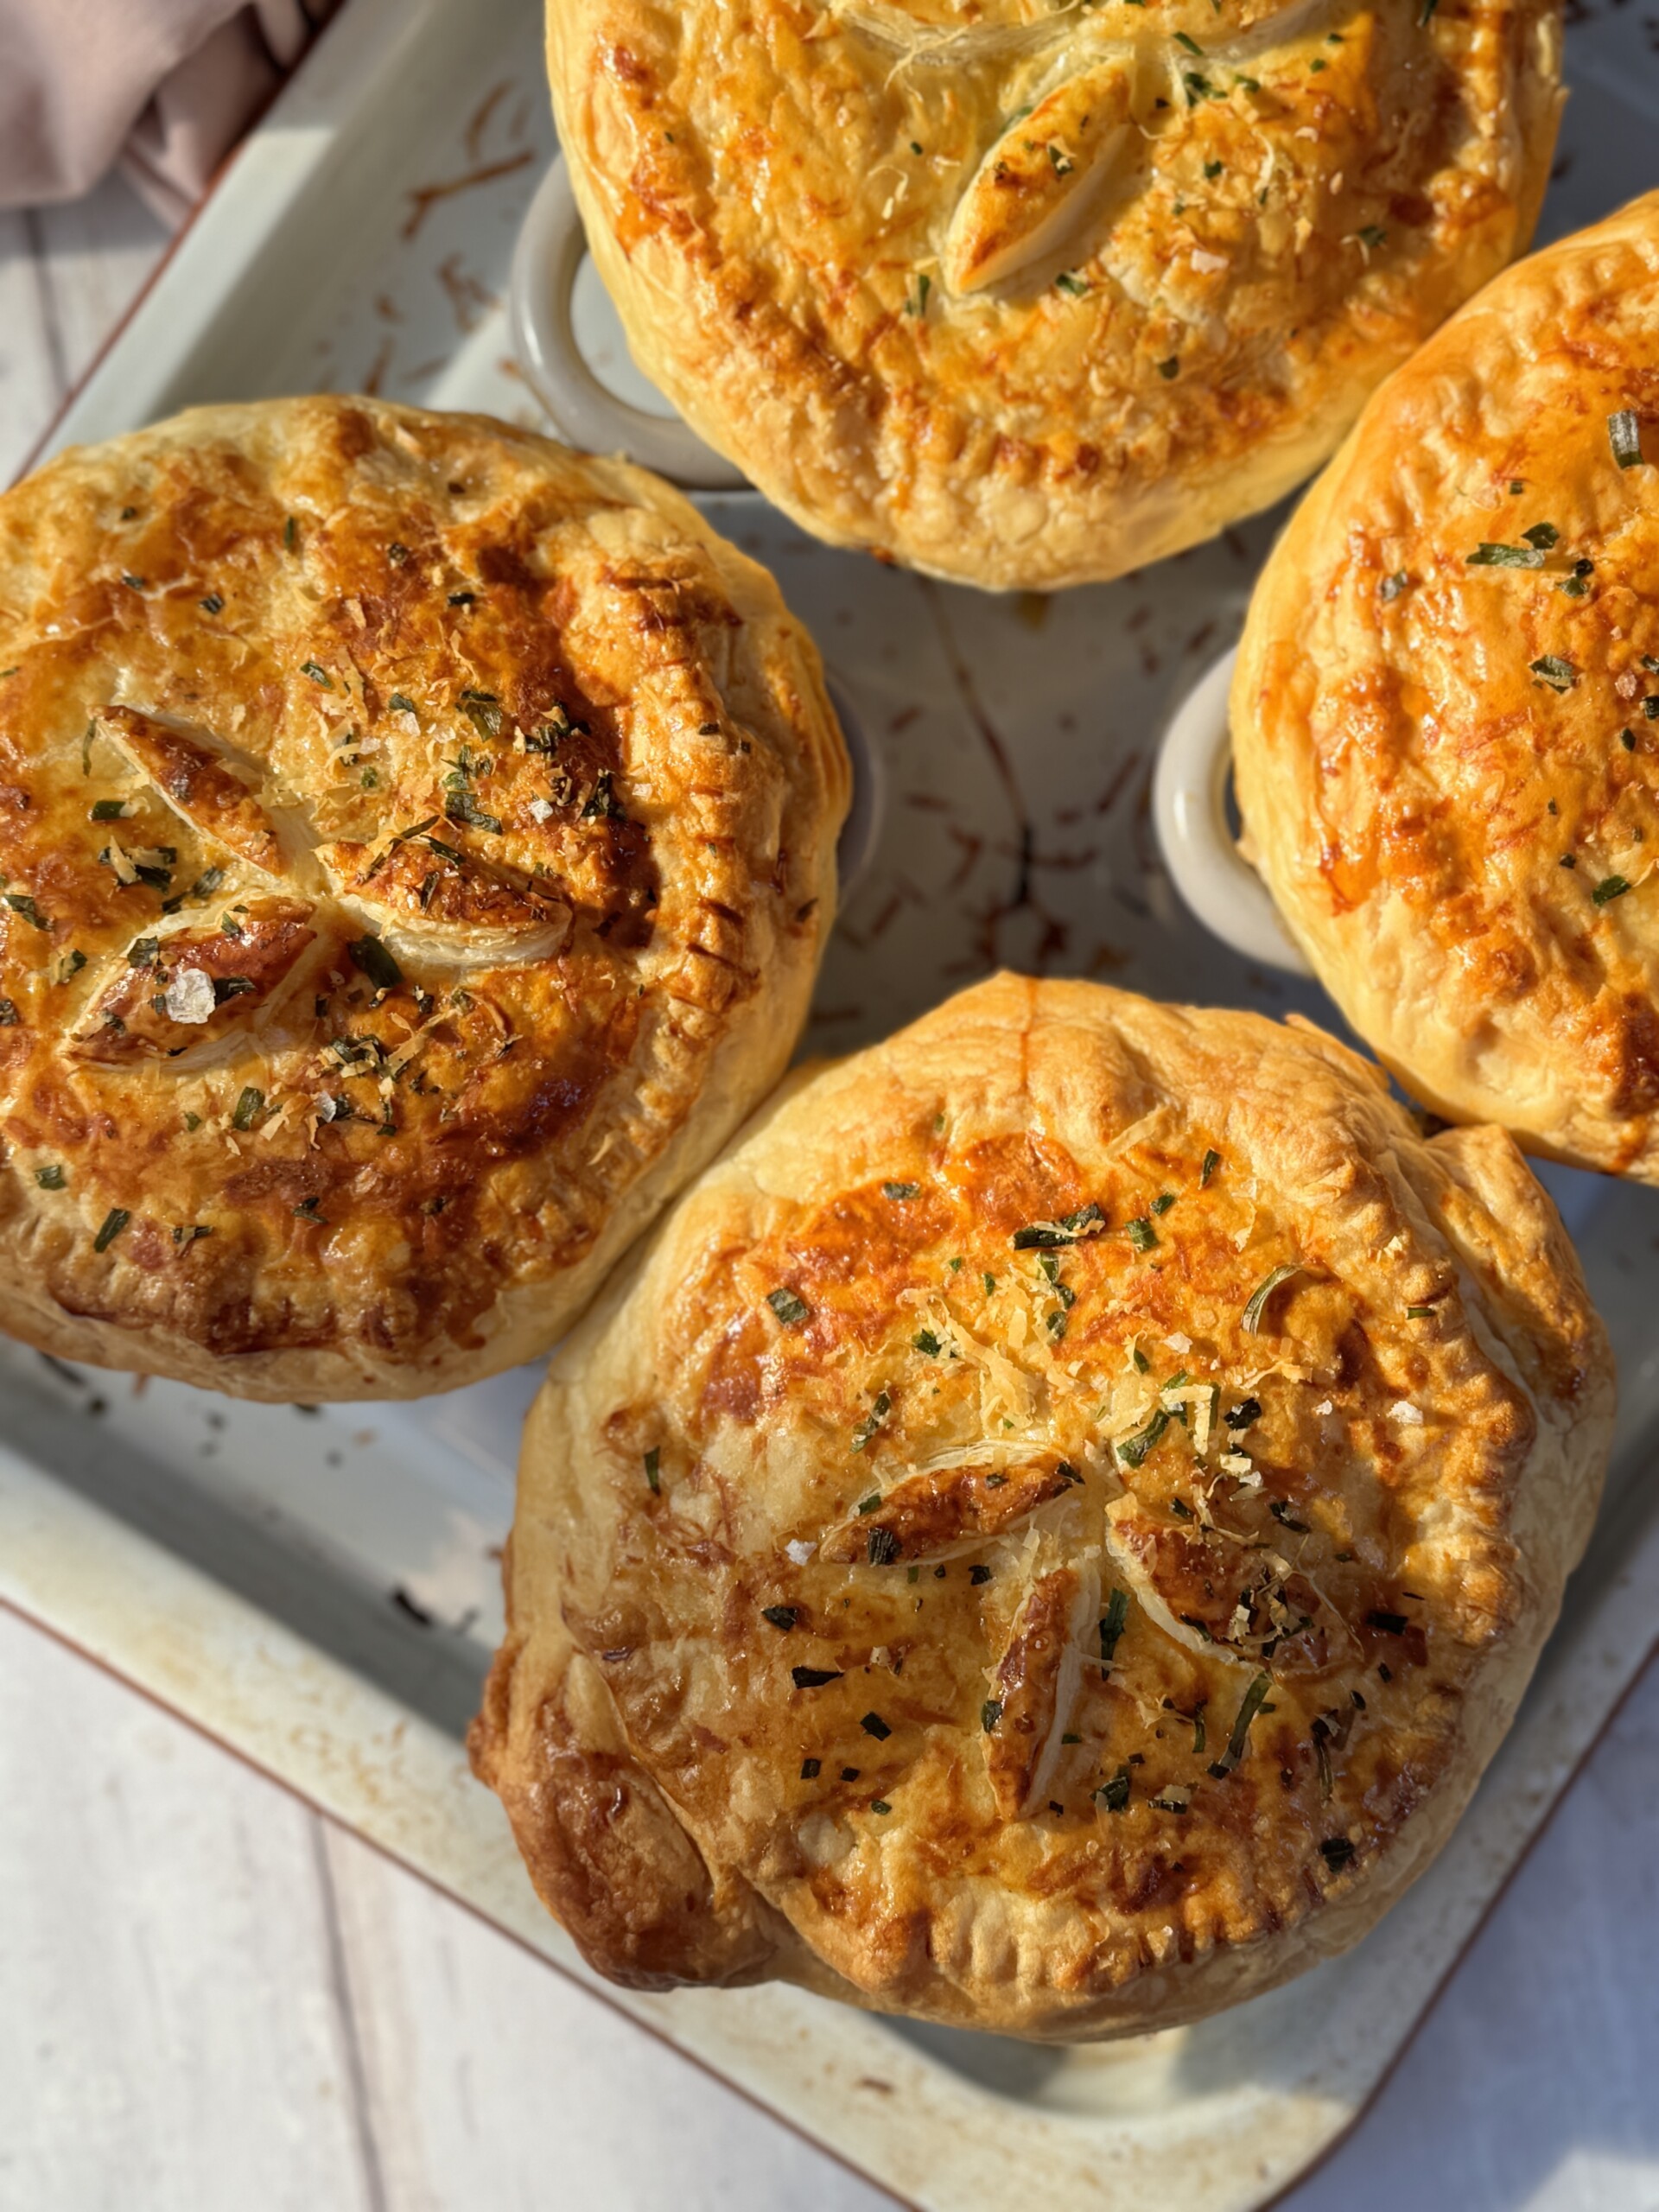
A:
[0, 1609, 373, 2212]
[28, 174, 168, 397]
[321, 1819, 899, 2212]
[0, 211, 64, 482]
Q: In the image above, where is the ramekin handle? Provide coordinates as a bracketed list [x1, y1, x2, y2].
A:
[1153, 648, 1313, 978]
[510, 155, 747, 491]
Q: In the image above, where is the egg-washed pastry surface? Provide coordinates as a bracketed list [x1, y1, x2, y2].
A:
[472, 974, 1611, 2038]
[0, 397, 849, 1399]
[1235, 192, 1659, 1181]
[548, 0, 1562, 591]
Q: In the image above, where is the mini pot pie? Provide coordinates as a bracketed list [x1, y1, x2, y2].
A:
[547, 0, 1563, 590]
[472, 973, 1611, 2038]
[1234, 192, 1659, 1180]
[0, 397, 849, 1399]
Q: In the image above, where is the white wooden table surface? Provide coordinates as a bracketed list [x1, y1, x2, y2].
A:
[3, 175, 1657, 2212]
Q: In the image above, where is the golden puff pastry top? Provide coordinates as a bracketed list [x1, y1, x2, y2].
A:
[472, 974, 1611, 2038]
[548, 0, 1563, 591]
[1235, 193, 1659, 1180]
[0, 398, 849, 1399]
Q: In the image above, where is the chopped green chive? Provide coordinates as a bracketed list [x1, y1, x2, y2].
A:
[1208, 1669, 1272, 1777]
[766, 1287, 810, 1326]
[1609, 410, 1643, 470]
[1098, 1587, 1129, 1666]
[1465, 543, 1545, 569]
[1096, 1764, 1131, 1813]
[1243, 1262, 1305, 1333]
[851, 1392, 892, 1452]
[35, 1165, 66, 1190]
[1116, 1408, 1168, 1467]
[1529, 655, 1577, 691]
[93, 1207, 130, 1254]
[1592, 875, 1633, 906]
[644, 1446, 661, 1494]
[348, 935, 403, 993]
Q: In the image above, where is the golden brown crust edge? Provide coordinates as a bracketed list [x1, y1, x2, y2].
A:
[549, 0, 1562, 592]
[0, 397, 849, 1398]
[1234, 191, 1659, 1180]
[474, 974, 1612, 2039]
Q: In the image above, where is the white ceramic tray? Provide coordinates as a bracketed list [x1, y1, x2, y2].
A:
[8, 3, 1659, 2208]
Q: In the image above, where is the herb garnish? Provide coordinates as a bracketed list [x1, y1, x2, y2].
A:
[1529, 655, 1577, 691]
[93, 1207, 130, 1254]
[882, 1181, 919, 1200]
[1116, 1408, 1168, 1467]
[1208, 1669, 1271, 1778]
[1055, 272, 1090, 298]
[4, 892, 50, 931]
[762, 1605, 798, 1631]
[1592, 875, 1632, 906]
[791, 1666, 842, 1689]
[913, 1328, 943, 1357]
[800, 1758, 821, 1779]
[861, 1712, 892, 1740]
[644, 1446, 661, 1494]
[232, 1086, 265, 1131]
[300, 660, 334, 688]
[35, 1165, 66, 1190]
[1243, 1262, 1304, 1333]
[1098, 1587, 1128, 1666]
[1609, 410, 1643, 470]
[1367, 1609, 1408, 1635]
[1096, 1764, 1132, 1813]
[348, 936, 403, 993]
[1125, 1216, 1158, 1252]
[0, 1000, 16, 1025]
[1320, 1836, 1356, 1869]
[851, 1392, 892, 1452]
[1011, 1201, 1105, 1249]
[766, 1287, 809, 1326]
[1465, 543, 1546, 569]
[868, 1527, 900, 1567]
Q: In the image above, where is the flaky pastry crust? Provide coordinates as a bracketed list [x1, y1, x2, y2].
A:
[547, 0, 1562, 590]
[0, 398, 849, 1398]
[1235, 192, 1659, 1179]
[472, 973, 1611, 2038]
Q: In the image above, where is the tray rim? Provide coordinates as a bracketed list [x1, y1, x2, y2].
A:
[8, 0, 1659, 2204]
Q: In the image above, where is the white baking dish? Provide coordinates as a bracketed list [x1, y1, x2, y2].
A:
[9, 3, 1659, 2208]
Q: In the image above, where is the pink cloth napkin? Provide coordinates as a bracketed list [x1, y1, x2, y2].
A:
[0, 0, 338, 227]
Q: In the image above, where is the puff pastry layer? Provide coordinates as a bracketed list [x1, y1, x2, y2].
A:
[0, 398, 849, 1398]
[1235, 192, 1659, 1180]
[548, 0, 1562, 589]
[473, 974, 1611, 2038]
